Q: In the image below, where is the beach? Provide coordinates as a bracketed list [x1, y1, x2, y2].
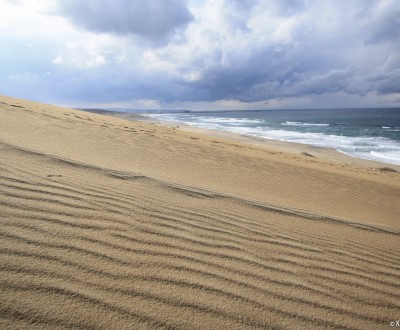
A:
[143, 109, 400, 166]
[1, 94, 400, 329]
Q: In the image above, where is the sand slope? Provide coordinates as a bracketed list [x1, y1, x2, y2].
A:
[1, 95, 399, 329]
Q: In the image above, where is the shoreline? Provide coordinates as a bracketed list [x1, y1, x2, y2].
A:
[105, 110, 400, 171]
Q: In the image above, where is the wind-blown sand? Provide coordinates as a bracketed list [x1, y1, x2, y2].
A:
[0, 95, 399, 329]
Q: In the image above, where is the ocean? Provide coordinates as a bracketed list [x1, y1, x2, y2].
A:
[145, 108, 400, 165]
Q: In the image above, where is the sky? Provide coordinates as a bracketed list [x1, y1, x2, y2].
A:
[0, 0, 399, 110]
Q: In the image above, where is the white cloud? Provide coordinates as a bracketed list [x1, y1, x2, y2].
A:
[7, 72, 42, 83]
[52, 54, 63, 64]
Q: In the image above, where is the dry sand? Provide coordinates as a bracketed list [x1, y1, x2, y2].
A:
[0, 94, 399, 329]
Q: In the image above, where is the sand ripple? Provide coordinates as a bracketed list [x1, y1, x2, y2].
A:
[1, 142, 399, 329]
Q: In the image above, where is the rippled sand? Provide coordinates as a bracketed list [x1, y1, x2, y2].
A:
[1, 95, 399, 329]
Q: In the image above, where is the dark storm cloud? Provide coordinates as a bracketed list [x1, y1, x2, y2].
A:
[56, 0, 193, 40]
[146, 0, 400, 105]
[168, 43, 351, 103]
[365, 9, 400, 44]
[373, 69, 400, 94]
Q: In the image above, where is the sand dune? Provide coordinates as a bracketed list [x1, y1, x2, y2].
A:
[1, 95, 399, 329]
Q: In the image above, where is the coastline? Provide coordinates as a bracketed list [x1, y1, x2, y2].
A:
[124, 111, 400, 171]
[1, 94, 400, 329]
[177, 123, 400, 170]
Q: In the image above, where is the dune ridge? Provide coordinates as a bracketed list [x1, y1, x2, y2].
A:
[3, 142, 399, 236]
[1, 95, 400, 329]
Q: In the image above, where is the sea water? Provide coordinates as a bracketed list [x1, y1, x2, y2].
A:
[147, 108, 400, 165]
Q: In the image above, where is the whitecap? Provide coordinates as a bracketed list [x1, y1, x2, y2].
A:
[281, 121, 329, 127]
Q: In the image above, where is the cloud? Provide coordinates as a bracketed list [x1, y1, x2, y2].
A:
[0, 0, 399, 109]
[52, 54, 63, 64]
[364, 0, 400, 44]
[142, 0, 400, 104]
[56, 0, 193, 42]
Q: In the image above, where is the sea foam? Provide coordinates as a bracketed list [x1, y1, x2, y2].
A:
[147, 109, 400, 165]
